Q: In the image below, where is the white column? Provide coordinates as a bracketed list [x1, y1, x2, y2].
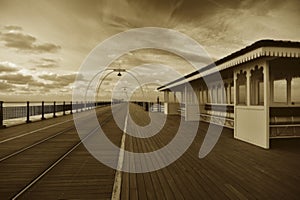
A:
[234, 73, 237, 106]
[234, 72, 237, 137]
[226, 84, 230, 104]
[173, 92, 177, 102]
[164, 91, 169, 102]
[221, 85, 225, 104]
[246, 69, 251, 106]
[263, 63, 270, 148]
[164, 91, 169, 115]
[287, 76, 292, 105]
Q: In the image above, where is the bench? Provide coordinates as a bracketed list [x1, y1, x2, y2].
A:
[269, 107, 300, 137]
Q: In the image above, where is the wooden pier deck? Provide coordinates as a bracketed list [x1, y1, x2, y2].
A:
[0, 104, 299, 199]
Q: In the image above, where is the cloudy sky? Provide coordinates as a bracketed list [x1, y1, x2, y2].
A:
[0, 0, 299, 101]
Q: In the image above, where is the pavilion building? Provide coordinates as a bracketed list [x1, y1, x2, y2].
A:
[158, 40, 300, 149]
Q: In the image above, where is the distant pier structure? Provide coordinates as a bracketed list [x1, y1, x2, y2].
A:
[158, 40, 300, 149]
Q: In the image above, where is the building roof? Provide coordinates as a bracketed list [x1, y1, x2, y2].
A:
[158, 39, 300, 91]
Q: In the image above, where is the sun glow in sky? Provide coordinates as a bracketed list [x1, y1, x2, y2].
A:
[0, 0, 299, 101]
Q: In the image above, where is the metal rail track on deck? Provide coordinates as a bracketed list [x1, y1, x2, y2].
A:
[10, 107, 118, 199]
[0, 105, 121, 199]
[12, 108, 116, 200]
[0, 107, 111, 162]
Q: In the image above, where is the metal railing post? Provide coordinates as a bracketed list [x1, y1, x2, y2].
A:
[70, 101, 73, 114]
[41, 101, 46, 120]
[76, 101, 78, 113]
[0, 101, 5, 128]
[63, 101, 66, 115]
[53, 101, 57, 118]
[26, 101, 31, 123]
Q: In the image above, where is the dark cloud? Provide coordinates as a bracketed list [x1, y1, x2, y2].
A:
[0, 73, 34, 84]
[38, 74, 58, 82]
[41, 58, 58, 63]
[33, 43, 61, 53]
[99, 0, 245, 29]
[0, 62, 19, 73]
[28, 81, 46, 87]
[3, 25, 23, 31]
[32, 58, 60, 68]
[1, 32, 36, 49]
[36, 63, 59, 69]
[0, 81, 14, 91]
[0, 31, 61, 53]
[39, 73, 80, 87]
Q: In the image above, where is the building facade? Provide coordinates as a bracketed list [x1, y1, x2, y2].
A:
[158, 40, 300, 149]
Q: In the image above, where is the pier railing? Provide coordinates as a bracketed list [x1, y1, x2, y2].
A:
[132, 101, 164, 112]
[0, 101, 110, 127]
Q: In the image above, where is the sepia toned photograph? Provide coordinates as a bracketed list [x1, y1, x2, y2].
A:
[0, 0, 299, 199]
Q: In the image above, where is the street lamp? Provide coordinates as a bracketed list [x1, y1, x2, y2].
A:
[113, 68, 126, 77]
[84, 68, 145, 104]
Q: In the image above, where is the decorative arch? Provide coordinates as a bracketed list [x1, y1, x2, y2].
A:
[250, 66, 264, 105]
[236, 70, 247, 105]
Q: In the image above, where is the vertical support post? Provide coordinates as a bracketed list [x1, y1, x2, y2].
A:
[233, 71, 237, 137]
[246, 69, 251, 106]
[81, 101, 83, 112]
[208, 86, 211, 104]
[221, 85, 225, 104]
[63, 101, 66, 115]
[157, 96, 160, 112]
[76, 101, 78, 113]
[164, 91, 169, 115]
[41, 101, 46, 120]
[195, 88, 200, 105]
[184, 84, 188, 119]
[145, 102, 149, 111]
[287, 76, 292, 105]
[224, 84, 228, 104]
[53, 101, 57, 118]
[164, 91, 169, 103]
[26, 101, 31, 123]
[0, 101, 5, 128]
[70, 101, 73, 114]
[269, 75, 274, 104]
[173, 92, 177, 102]
[264, 63, 270, 148]
[227, 84, 231, 104]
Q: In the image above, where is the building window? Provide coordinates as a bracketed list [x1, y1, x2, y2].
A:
[236, 70, 247, 105]
[217, 84, 224, 104]
[273, 79, 287, 103]
[250, 66, 264, 105]
[168, 92, 173, 103]
[181, 91, 185, 103]
[291, 77, 300, 104]
[230, 83, 234, 104]
[207, 88, 212, 103]
[203, 89, 207, 103]
[212, 86, 217, 103]
[224, 83, 229, 104]
[199, 90, 203, 104]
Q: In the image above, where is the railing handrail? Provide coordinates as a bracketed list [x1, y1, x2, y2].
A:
[0, 101, 112, 128]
